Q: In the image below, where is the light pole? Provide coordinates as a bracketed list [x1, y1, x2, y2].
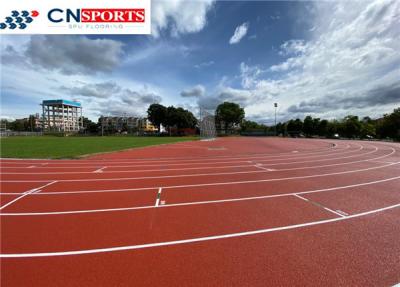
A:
[274, 103, 278, 136]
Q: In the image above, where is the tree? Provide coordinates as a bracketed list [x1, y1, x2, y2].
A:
[147, 103, 167, 132]
[162, 106, 198, 135]
[287, 118, 303, 136]
[241, 120, 267, 131]
[215, 102, 245, 133]
[82, 117, 98, 134]
[317, 119, 328, 137]
[303, 116, 314, 137]
[342, 115, 362, 138]
[376, 108, 400, 140]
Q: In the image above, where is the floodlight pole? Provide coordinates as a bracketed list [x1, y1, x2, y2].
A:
[274, 103, 278, 136]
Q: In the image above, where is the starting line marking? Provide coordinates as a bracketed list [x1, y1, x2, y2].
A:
[293, 194, 346, 217]
[155, 188, 162, 207]
[2, 176, 399, 216]
[93, 167, 107, 173]
[254, 164, 275, 171]
[0, 181, 57, 211]
[1, 203, 399, 258]
[3, 159, 396, 196]
[0, 145, 389, 183]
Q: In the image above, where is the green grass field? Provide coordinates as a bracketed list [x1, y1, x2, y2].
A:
[0, 136, 198, 159]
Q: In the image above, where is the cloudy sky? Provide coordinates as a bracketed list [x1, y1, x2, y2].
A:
[1, 0, 399, 123]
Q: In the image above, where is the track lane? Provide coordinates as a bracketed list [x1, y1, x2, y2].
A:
[2, 206, 399, 287]
[1, 196, 337, 254]
[1, 138, 399, 287]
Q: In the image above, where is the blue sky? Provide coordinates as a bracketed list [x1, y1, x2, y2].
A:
[1, 0, 399, 123]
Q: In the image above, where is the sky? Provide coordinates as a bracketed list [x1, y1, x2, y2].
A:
[1, 0, 399, 124]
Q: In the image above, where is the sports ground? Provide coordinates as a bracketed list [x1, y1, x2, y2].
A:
[1, 137, 399, 286]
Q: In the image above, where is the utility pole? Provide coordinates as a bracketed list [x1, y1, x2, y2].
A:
[274, 103, 278, 136]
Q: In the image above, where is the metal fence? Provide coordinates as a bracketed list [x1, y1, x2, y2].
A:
[0, 131, 43, 137]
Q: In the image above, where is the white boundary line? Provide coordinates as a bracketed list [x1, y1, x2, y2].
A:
[0, 163, 256, 175]
[0, 140, 344, 165]
[0, 144, 356, 169]
[0, 145, 390, 183]
[1, 159, 398, 195]
[1, 176, 399, 216]
[1, 203, 399, 258]
[0, 143, 355, 170]
[0, 181, 57, 211]
[1, 147, 360, 174]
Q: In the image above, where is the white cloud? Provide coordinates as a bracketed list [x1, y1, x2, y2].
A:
[229, 22, 249, 44]
[220, 0, 400, 123]
[152, 0, 215, 37]
[194, 61, 214, 69]
[25, 36, 124, 75]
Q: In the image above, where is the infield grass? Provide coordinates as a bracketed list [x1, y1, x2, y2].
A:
[0, 136, 198, 159]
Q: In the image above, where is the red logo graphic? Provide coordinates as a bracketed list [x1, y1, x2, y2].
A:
[81, 9, 145, 22]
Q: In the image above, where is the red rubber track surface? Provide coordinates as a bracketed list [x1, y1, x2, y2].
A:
[1, 137, 399, 286]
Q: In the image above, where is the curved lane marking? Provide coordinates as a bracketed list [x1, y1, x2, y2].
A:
[1, 176, 399, 216]
[0, 145, 389, 183]
[1, 203, 399, 258]
[1, 158, 398, 195]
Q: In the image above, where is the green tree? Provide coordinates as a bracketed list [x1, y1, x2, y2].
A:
[342, 115, 362, 138]
[215, 102, 245, 133]
[303, 116, 314, 137]
[82, 117, 98, 134]
[147, 103, 167, 132]
[317, 119, 328, 137]
[376, 108, 400, 140]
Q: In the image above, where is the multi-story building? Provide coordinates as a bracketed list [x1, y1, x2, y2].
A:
[41, 99, 83, 132]
[99, 116, 157, 133]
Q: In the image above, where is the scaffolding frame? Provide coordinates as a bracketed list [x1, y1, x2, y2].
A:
[41, 100, 83, 132]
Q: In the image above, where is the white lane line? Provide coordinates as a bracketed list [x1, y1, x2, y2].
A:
[155, 188, 162, 207]
[1, 164, 257, 175]
[369, 160, 398, 164]
[1, 160, 398, 196]
[1, 203, 399, 258]
[0, 145, 357, 171]
[0, 181, 57, 211]
[335, 210, 349, 216]
[27, 165, 36, 168]
[93, 167, 106, 173]
[254, 164, 275, 171]
[2, 176, 399, 216]
[0, 146, 390, 183]
[294, 194, 346, 217]
[0, 143, 360, 170]
[0, 141, 349, 165]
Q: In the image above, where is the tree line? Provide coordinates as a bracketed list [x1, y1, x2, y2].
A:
[242, 107, 400, 141]
[1, 102, 398, 141]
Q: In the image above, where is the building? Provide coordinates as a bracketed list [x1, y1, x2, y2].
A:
[99, 116, 157, 134]
[100, 116, 140, 133]
[139, 118, 158, 132]
[41, 100, 83, 132]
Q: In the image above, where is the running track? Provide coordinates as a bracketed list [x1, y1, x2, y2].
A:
[1, 137, 399, 286]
